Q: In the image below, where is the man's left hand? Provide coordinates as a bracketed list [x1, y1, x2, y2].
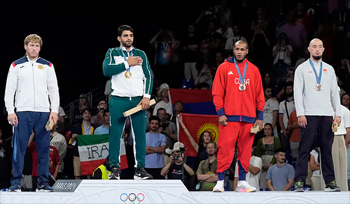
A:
[50, 112, 58, 125]
[138, 97, 150, 110]
[255, 119, 264, 132]
[334, 116, 341, 127]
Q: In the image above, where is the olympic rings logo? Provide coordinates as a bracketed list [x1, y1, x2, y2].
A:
[120, 193, 145, 204]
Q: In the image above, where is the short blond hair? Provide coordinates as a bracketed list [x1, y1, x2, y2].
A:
[24, 34, 43, 47]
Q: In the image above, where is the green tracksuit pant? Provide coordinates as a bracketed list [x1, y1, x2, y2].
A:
[108, 96, 146, 168]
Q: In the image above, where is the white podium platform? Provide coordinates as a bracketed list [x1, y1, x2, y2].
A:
[1, 180, 350, 204]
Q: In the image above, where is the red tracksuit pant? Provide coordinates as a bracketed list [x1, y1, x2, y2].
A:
[216, 121, 255, 174]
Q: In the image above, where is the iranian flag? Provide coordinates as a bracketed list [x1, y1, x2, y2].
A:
[77, 134, 128, 175]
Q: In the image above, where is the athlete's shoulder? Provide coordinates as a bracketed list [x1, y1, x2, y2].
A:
[12, 55, 28, 67]
[37, 57, 53, 67]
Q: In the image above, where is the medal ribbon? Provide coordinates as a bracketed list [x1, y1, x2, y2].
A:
[121, 47, 133, 72]
[309, 59, 322, 85]
[233, 59, 247, 85]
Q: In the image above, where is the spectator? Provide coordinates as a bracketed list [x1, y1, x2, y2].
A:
[70, 108, 94, 179]
[272, 32, 293, 66]
[200, 20, 223, 64]
[210, 51, 224, 77]
[170, 101, 183, 123]
[73, 94, 89, 126]
[255, 123, 281, 190]
[153, 83, 173, 119]
[224, 24, 248, 56]
[49, 145, 60, 185]
[194, 64, 213, 89]
[145, 116, 167, 179]
[310, 147, 321, 191]
[91, 100, 107, 128]
[278, 11, 307, 63]
[182, 24, 200, 81]
[0, 128, 12, 189]
[262, 72, 278, 97]
[266, 148, 295, 191]
[341, 93, 350, 109]
[294, 2, 312, 36]
[315, 14, 334, 63]
[287, 110, 301, 161]
[94, 109, 110, 135]
[196, 142, 218, 191]
[157, 108, 177, 149]
[178, 114, 213, 170]
[347, 140, 350, 190]
[234, 148, 263, 191]
[50, 124, 67, 178]
[92, 156, 111, 179]
[211, 0, 231, 24]
[336, 58, 350, 93]
[263, 85, 279, 137]
[294, 48, 309, 69]
[216, 17, 232, 51]
[161, 142, 195, 188]
[278, 81, 295, 150]
[58, 106, 66, 127]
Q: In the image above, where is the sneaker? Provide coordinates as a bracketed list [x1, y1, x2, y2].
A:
[212, 180, 224, 192]
[134, 168, 153, 180]
[36, 184, 54, 192]
[109, 167, 120, 180]
[235, 181, 257, 192]
[294, 179, 304, 192]
[9, 184, 21, 192]
[324, 180, 341, 192]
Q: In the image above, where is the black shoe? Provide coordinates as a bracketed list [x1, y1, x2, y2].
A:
[36, 184, 54, 192]
[109, 167, 120, 180]
[294, 179, 304, 192]
[324, 180, 341, 192]
[134, 168, 153, 180]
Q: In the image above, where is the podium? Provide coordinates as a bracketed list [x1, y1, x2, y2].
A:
[1, 179, 350, 204]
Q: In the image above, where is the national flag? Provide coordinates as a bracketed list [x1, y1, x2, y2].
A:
[169, 89, 216, 115]
[177, 113, 219, 156]
[77, 134, 128, 175]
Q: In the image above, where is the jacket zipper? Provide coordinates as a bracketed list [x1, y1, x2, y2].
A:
[32, 63, 36, 110]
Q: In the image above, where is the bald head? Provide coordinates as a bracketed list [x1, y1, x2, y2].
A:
[234, 40, 249, 49]
[308, 38, 324, 61]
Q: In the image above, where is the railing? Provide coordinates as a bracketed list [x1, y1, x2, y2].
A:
[63, 83, 107, 128]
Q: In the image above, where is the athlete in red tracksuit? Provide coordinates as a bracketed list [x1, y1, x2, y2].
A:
[212, 41, 265, 192]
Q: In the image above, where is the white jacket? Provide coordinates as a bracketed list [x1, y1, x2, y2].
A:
[4, 55, 60, 114]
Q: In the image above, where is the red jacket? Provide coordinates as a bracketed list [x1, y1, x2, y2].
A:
[212, 57, 265, 123]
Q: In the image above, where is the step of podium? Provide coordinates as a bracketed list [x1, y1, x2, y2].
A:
[0, 180, 349, 204]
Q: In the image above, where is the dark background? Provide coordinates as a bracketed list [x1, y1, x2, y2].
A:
[0, 1, 209, 136]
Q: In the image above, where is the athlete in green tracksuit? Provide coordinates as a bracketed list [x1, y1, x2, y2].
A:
[102, 25, 154, 180]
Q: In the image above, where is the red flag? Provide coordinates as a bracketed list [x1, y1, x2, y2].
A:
[177, 113, 219, 156]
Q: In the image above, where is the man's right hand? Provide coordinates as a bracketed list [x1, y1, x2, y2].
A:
[8, 113, 18, 126]
[219, 115, 228, 126]
[127, 54, 143, 66]
[298, 115, 307, 128]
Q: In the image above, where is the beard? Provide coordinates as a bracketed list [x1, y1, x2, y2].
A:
[121, 40, 132, 48]
[286, 92, 293, 97]
[312, 55, 322, 60]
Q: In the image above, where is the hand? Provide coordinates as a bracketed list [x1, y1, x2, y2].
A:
[158, 127, 163, 133]
[169, 155, 175, 164]
[127, 54, 143, 66]
[49, 112, 58, 125]
[255, 119, 264, 132]
[165, 127, 171, 135]
[219, 115, 228, 126]
[292, 122, 299, 128]
[137, 97, 150, 110]
[298, 115, 307, 128]
[72, 133, 78, 139]
[283, 129, 288, 136]
[8, 113, 18, 126]
[334, 116, 341, 127]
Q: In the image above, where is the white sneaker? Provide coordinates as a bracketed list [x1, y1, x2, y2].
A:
[212, 180, 224, 192]
[235, 181, 256, 192]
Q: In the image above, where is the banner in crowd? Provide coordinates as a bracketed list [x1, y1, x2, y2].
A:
[77, 134, 128, 175]
[169, 89, 216, 115]
[177, 113, 219, 157]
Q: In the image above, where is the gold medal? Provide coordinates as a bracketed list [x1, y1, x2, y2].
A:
[125, 71, 132, 79]
[239, 84, 246, 91]
[315, 84, 322, 91]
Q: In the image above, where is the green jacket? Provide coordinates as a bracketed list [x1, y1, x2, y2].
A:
[102, 47, 153, 98]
